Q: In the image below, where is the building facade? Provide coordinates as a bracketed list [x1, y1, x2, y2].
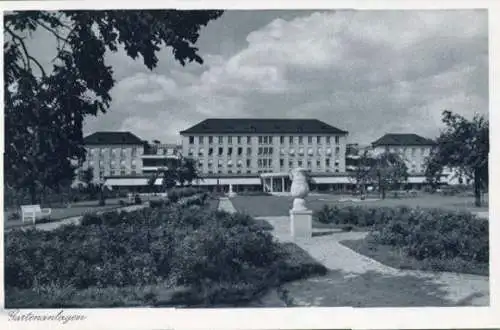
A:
[179, 118, 349, 193]
[79, 132, 145, 183]
[371, 133, 436, 174]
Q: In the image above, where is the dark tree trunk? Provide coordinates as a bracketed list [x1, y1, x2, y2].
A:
[29, 183, 37, 205]
[474, 168, 482, 207]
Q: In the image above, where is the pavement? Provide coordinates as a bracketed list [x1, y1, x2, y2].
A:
[5, 204, 148, 232]
[219, 198, 490, 307]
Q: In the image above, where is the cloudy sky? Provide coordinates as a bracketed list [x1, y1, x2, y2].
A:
[28, 9, 488, 145]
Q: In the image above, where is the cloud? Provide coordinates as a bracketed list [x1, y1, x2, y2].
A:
[81, 9, 487, 145]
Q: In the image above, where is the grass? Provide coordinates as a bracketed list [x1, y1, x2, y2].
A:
[341, 238, 489, 276]
[230, 193, 489, 219]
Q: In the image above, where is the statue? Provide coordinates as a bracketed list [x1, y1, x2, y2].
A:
[289, 167, 310, 211]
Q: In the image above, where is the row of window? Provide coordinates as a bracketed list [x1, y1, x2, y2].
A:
[383, 146, 429, 156]
[88, 160, 138, 168]
[188, 146, 342, 157]
[188, 135, 341, 145]
[197, 158, 340, 168]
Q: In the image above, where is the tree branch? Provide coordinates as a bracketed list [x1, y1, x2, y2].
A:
[5, 26, 47, 78]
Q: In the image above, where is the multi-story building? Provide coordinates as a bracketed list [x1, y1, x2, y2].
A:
[180, 118, 349, 193]
[371, 133, 436, 174]
[141, 142, 181, 176]
[79, 131, 145, 183]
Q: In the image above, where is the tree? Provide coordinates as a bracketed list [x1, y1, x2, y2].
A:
[4, 10, 223, 203]
[425, 110, 488, 206]
[369, 151, 409, 199]
[80, 167, 94, 187]
[149, 155, 201, 191]
[348, 150, 376, 196]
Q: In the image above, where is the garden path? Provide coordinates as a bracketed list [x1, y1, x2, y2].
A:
[219, 198, 489, 307]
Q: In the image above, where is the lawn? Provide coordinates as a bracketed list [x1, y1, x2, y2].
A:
[4, 190, 326, 308]
[230, 193, 488, 218]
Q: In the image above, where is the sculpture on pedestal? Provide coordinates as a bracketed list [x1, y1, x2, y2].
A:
[289, 168, 310, 211]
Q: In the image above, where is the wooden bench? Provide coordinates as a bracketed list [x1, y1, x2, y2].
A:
[20, 205, 52, 224]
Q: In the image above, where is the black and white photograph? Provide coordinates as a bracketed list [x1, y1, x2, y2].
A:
[1, 0, 497, 328]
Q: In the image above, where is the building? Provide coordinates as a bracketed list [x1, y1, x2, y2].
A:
[179, 118, 349, 193]
[77, 132, 181, 191]
[79, 131, 145, 182]
[371, 133, 436, 174]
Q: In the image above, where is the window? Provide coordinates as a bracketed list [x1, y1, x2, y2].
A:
[209, 136, 213, 144]
[289, 136, 293, 144]
[308, 136, 313, 144]
[298, 147, 304, 155]
[326, 148, 332, 155]
[317, 136, 321, 144]
[258, 147, 263, 155]
[228, 136, 232, 145]
[227, 159, 233, 167]
[218, 147, 223, 156]
[199, 136, 204, 144]
[238, 147, 243, 156]
[237, 159, 243, 167]
[411, 148, 416, 156]
[218, 136, 223, 144]
[247, 136, 251, 144]
[298, 160, 303, 167]
[188, 148, 194, 156]
[198, 148, 204, 157]
[218, 159, 223, 168]
[259, 136, 263, 144]
[228, 147, 233, 155]
[280, 148, 285, 155]
[198, 160, 203, 167]
[335, 160, 340, 166]
[289, 148, 295, 155]
[208, 147, 213, 156]
[246, 159, 251, 167]
[228, 170, 233, 174]
[280, 159, 284, 167]
[316, 160, 321, 167]
[269, 147, 273, 155]
[268, 136, 273, 144]
[247, 147, 252, 155]
[318, 148, 323, 155]
[326, 159, 330, 167]
[280, 136, 285, 144]
[335, 136, 340, 144]
[189, 136, 194, 144]
[268, 159, 273, 167]
[335, 146, 340, 154]
[237, 136, 242, 144]
[208, 159, 213, 167]
[298, 136, 303, 144]
[326, 136, 331, 144]
[308, 148, 313, 155]
[258, 159, 262, 167]
[307, 160, 312, 168]
[289, 160, 293, 167]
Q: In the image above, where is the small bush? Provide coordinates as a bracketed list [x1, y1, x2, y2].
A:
[134, 195, 142, 205]
[8, 212, 21, 221]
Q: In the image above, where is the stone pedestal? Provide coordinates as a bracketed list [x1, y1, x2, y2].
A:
[228, 184, 237, 197]
[290, 209, 313, 239]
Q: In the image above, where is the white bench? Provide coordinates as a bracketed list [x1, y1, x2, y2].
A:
[20, 205, 52, 224]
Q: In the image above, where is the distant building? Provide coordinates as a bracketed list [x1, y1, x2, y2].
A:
[371, 133, 436, 174]
[79, 131, 145, 182]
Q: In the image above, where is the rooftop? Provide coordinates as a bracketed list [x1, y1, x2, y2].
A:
[83, 132, 144, 145]
[371, 133, 436, 147]
[180, 118, 348, 135]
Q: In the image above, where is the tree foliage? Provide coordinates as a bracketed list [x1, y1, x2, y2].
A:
[4, 10, 223, 203]
[425, 110, 488, 206]
[370, 151, 409, 199]
[148, 155, 201, 191]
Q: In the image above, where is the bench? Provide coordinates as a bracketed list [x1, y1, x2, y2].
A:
[20, 205, 52, 224]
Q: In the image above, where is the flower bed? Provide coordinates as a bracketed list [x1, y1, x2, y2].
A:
[315, 204, 489, 275]
[5, 199, 326, 307]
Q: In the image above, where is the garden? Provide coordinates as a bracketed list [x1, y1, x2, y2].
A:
[4, 188, 326, 308]
[314, 204, 489, 275]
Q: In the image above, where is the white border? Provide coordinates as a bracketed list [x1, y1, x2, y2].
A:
[0, 1, 499, 329]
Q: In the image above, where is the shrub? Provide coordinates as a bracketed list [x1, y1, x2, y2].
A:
[8, 212, 21, 221]
[119, 200, 126, 206]
[134, 195, 142, 205]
